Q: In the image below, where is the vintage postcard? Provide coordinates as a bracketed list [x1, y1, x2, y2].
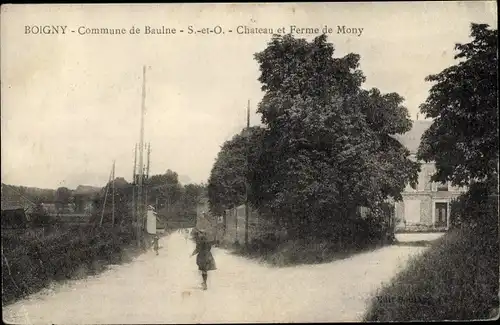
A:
[1, 2, 498, 323]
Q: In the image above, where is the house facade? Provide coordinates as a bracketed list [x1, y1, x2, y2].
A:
[393, 120, 467, 230]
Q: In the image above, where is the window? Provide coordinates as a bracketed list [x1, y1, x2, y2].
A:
[404, 199, 421, 224]
[425, 170, 434, 191]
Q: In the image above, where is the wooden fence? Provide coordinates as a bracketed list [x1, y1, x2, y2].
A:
[221, 205, 277, 245]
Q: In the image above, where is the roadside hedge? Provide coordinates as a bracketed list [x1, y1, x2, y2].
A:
[1, 225, 136, 306]
[450, 180, 498, 230]
[365, 180, 499, 321]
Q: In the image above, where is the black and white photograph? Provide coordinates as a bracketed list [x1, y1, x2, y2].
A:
[1, 2, 498, 323]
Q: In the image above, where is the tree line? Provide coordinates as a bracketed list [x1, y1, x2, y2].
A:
[94, 169, 206, 227]
[7, 169, 206, 227]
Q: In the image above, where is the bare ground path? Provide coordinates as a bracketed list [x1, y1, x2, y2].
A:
[3, 231, 437, 323]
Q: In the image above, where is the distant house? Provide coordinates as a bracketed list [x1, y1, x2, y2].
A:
[1, 184, 36, 228]
[392, 120, 467, 230]
[40, 203, 77, 215]
[40, 202, 94, 224]
[73, 185, 99, 215]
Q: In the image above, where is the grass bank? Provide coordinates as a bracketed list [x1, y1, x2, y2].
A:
[364, 224, 499, 321]
[229, 234, 392, 267]
[1, 224, 173, 306]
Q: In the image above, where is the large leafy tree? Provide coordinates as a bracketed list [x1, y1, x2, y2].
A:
[92, 170, 203, 225]
[208, 34, 418, 239]
[176, 183, 206, 219]
[207, 126, 266, 215]
[249, 34, 419, 238]
[417, 23, 498, 188]
[255, 34, 365, 126]
[93, 177, 134, 225]
[353, 89, 420, 201]
[183, 183, 205, 207]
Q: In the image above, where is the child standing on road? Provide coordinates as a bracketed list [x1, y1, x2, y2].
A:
[190, 230, 216, 290]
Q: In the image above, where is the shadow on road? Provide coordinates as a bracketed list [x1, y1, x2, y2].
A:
[393, 240, 433, 247]
[227, 241, 390, 268]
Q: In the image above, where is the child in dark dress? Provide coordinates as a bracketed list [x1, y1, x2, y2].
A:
[191, 230, 217, 290]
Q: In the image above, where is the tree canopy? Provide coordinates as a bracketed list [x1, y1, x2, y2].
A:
[146, 169, 183, 208]
[207, 126, 266, 215]
[208, 34, 419, 239]
[417, 23, 498, 188]
[93, 170, 205, 225]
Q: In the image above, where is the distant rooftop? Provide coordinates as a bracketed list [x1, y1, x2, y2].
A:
[393, 120, 433, 154]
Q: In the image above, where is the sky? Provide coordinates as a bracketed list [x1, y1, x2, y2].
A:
[1, 2, 497, 190]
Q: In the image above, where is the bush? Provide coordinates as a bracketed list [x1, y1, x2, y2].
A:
[450, 181, 498, 229]
[364, 224, 499, 321]
[30, 213, 56, 227]
[242, 232, 283, 256]
[229, 203, 395, 267]
[395, 224, 447, 233]
[233, 215, 393, 267]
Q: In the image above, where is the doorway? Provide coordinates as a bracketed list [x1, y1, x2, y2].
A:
[434, 202, 448, 227]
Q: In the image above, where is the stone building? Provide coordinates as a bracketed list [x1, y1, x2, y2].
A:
[393, 120, 467, 231]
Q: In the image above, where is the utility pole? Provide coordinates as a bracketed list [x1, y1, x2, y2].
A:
[145, 142, 151, 227]
[132, 144, 137, 237]
[146, 143, 151, 179]
[111, 160, 116, 226]
[99, 163, 114, 226]
[234, 207, 238, 245]
[137, 65, 146, 248]
[244, 99, 250, 246]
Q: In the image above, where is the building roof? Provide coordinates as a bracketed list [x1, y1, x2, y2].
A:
[392, 120, 433, 154]
[1, 184, 37, 211]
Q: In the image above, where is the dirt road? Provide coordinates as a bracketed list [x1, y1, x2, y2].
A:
[3, 231, 434, 323]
